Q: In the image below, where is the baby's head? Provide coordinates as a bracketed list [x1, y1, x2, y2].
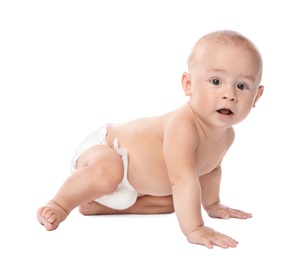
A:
[182, 30, 264, 127]
[187, 30, 263, 86]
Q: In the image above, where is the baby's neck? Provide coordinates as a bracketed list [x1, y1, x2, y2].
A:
[188, 102, 230, 141]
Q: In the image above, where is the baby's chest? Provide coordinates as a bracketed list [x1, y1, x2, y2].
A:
[195, 146, 226, 174]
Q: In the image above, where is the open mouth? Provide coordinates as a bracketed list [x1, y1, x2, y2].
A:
[217, 108, 233, 116]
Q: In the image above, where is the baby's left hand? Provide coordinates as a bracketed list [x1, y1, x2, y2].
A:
[206, 203, 252, 219]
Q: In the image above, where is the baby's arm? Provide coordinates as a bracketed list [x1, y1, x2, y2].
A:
[199, 166, 252, 219]
[163, 122, 238, 248]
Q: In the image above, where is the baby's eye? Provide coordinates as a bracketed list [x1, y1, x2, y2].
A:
[237, 83, 246, 90]
[211, 79, 221, 85]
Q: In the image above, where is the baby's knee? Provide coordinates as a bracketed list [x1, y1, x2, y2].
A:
[88, 148, 124, 194]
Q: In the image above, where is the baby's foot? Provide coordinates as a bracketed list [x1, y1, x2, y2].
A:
[37, 201, 68, 231]
[79, 201, 117, 215]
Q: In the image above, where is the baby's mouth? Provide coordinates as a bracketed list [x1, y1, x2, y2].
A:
[217, 108, 233, 115]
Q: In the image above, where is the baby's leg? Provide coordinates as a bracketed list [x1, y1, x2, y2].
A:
[79, 195, 174, 215]
[37, 145, 124, 230]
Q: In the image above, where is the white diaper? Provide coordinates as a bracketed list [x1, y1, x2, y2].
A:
[70, 124, 138, 210]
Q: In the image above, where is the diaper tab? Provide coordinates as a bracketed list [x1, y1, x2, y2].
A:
[112, 138, 136, 192]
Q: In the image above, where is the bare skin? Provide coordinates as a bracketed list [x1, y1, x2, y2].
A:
[37, 30, 263, 248]
[37, 201, 68, 231]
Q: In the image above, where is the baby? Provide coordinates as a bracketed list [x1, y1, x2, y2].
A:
[37, 29, 264, 249]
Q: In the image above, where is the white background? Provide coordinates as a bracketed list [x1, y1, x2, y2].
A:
[1, 0, 300, 259]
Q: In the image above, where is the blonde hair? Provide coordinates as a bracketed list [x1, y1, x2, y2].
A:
[187, 30, 263, 79]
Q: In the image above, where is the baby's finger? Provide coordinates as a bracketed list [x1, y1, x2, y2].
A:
[201, 238, 214, 249]
[227, 209, 252, 219]
[216, 234, 238, 248]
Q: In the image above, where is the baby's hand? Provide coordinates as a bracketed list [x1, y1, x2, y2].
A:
[187, 226, 238, 249]
[207, 203, 252, 219]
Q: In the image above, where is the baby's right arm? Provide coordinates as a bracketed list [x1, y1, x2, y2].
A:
[163, 121, 238, 248]
[169, 166, 238, 248]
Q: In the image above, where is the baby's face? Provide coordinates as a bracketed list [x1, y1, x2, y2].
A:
[188, 42, 263, 129]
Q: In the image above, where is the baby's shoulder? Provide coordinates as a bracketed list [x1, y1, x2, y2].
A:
[161, 108, 199, 142]
[163, 107, 195, 129]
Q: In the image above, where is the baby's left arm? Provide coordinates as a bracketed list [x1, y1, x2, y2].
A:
[199, 167, 252, 219]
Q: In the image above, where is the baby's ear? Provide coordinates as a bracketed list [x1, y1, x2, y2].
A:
[253, 85, 264, 107]
[182, 72, 192, 96]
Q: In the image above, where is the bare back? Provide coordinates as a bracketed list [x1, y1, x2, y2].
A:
[105, 102, 234, 196]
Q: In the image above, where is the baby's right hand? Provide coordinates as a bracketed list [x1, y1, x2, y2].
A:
[186, 226, 238, 249]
